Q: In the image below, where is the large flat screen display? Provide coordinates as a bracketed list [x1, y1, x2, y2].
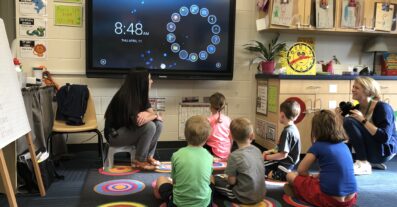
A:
[86, 0, 236, 79]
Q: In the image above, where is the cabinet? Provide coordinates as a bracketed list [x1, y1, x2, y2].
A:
[258, 0, 397, 35]
[378, 80, 397, 110]
[255, 78, 350, 152]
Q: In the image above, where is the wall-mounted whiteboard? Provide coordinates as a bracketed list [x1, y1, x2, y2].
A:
[0, 19, 31, 149]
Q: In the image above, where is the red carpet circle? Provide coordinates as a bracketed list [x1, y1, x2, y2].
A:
[223, 197, 282, 207]
[94, 179, 145, 196]
[98, 201, 146, 207]
[282, 194, 314, 207]
[98, 165, 140, 176]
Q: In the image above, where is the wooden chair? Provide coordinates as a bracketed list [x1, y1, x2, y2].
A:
[46, 92, 104, 165]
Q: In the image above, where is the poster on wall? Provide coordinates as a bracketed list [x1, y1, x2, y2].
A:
[316, 0, 334, 29]
[340, 0, 364, 29]
[19, 0, 47, 16]
[271, 0, 294, 26]
[54, 5, 83, 27]
[19, 40, 47, 59]
[374, 3, 394, 32]
[256, 81, 268, 115]
[19, 18, 47, 38]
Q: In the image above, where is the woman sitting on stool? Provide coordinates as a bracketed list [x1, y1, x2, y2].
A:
[104, 68, 163, 171]
[339, 76, 397, 175]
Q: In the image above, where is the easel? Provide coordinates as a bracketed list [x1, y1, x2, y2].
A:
[0, 18, 46, 207]
[0, 133, 46, 207]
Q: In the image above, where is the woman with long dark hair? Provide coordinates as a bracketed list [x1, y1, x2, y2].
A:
[104, 68, 163, 170]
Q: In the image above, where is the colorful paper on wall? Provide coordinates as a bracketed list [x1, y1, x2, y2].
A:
[19, 0, 47, 16]
[54, 5, 83, 27]
[271, 0, 294, 26]
[316, 0, 334, 29]
[340, 0, 364, 29]
[375, 3, 394, 32]
[257, 83, 268, 115]
[19, 40, 47, 59]
[19, 18, 47, 38]
[54, 0, 82, 3]
[268, 85, 278, 113]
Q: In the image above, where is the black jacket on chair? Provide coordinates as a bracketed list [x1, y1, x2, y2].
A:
[56, 84, 89, 125]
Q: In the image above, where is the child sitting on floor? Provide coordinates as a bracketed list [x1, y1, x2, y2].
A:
[263, 99, 301, 181]
[155, 115, 213, 207]
[213, 117, 266, 205]
[285, 110, 358, 207]
[204, 92, 232, 161]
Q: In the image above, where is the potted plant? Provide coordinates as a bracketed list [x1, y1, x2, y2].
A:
[243, 33, 286, 74]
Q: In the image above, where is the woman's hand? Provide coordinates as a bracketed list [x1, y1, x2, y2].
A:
[137, 111, 151, 126]
[349, 109, 365, 123]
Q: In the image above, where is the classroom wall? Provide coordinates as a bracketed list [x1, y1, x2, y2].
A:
[12, 0, 397, 144]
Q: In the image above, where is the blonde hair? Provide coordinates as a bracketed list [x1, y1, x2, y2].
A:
[311, 110, 347, 144]
[354, 76, 381, 100]
[209, 92, 226, 123]
[184, 115, 211, 146]
[230, 117, 253, 143]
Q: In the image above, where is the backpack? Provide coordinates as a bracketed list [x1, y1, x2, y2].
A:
[56, 84, 89, 125]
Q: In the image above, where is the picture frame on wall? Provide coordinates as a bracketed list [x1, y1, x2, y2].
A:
[256, 80, 268, 116]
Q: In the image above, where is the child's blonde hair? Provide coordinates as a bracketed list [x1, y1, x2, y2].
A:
[209, 92, 226, 123]
[280, 100, 300, 121]
[230, 117, 253, 143]
[311, 110, 347, 144]
[184, 115, 211, 146]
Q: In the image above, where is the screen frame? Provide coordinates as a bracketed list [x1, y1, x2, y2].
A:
[86, 0, 236, 80]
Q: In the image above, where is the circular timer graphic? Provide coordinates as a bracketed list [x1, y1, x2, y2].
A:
[166, 5, 221, 63]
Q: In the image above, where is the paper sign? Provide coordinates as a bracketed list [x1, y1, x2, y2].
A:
[54, 5, 83, 27]
[268, 86, 278, 113]
[19, 39, 47, 59]
[19, 17, 47, 38]
[19, 0, 47, 16]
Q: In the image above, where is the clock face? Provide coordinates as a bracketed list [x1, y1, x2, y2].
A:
[287, 42, 315, 73]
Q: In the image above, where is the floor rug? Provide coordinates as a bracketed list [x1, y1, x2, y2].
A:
[223, 197, 282, 207]
[282, 194, 314, 207]
[98, 201, 147, 207]
[99, 165, 140, 176]
[94, 179, 145, 196]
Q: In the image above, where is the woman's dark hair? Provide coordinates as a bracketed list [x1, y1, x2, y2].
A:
[209, 92, 226, 123]
[311, 110, 347, 144]
[105, 68, 150, 129]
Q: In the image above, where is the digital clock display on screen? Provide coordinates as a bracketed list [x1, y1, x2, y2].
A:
[87, 0, 235, 79]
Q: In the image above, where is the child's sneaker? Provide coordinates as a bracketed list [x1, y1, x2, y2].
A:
[354, 160, 372, 175]
[371, 163, 387, 170]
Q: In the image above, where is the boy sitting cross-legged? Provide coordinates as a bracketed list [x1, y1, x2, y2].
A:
[213, 117, 266, 205]
[155, 115, 213, 207]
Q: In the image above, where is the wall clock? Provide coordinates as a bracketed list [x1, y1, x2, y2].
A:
[286, 42, 316, 75]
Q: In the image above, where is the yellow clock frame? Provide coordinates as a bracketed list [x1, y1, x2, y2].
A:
[286, 42, 316, 75]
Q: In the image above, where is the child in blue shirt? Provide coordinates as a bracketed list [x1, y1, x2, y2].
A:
[285, 110, 357, 207]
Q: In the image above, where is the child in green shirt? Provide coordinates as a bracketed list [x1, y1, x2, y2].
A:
[155, 115, 213, 207]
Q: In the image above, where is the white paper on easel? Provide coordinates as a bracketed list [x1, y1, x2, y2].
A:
[0, 19, 31, 149]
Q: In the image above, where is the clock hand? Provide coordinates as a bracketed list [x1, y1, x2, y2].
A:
[289, 56, 311, 65]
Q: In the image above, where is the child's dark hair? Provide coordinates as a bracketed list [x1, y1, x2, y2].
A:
[230, 117, 253, 143]
[311, 110, 347, 143]
[184, 115, 211, 146]
[280, 100, 300, 121]
[209, 92, 226, 123]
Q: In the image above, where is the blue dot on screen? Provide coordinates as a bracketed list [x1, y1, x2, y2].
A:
[179, 50, 188, 60]
[207, 45, 216, 54]
[163, 53, 167, 57]
[211, 35, 220, 45]
[146, 50, 151, 54]
[199, 51, 208, 60]
[180, 6, 189, 16]
[200, 8, 209, 17]
[149, 58, 153, 62]
[171, 13, 181, 22]
[190, 5, 199, 14]
[208, 15, 217, 24]
[166, 22, 176, 32]
[212, 25, 221, 34]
